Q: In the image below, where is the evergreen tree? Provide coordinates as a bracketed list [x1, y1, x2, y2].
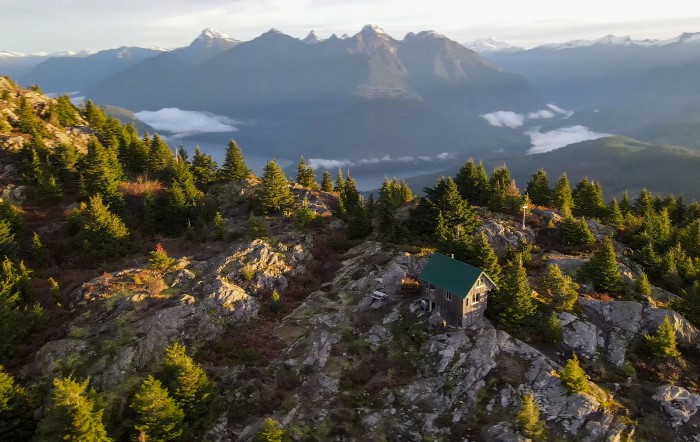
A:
[619, 190, 632, 216]
[49, 277, 60, 306]
[635, 242, 661, 276]
[54, 95, 81, 127]
[572, 178, 606, 219]
[494, 258, 535, 323]
[633, 208, 672, 250]
[145, 134, 175, 180]
[82, 100, 107, 131]
[671, 195, 687, 225]
[131, 376, 184, 442]
[347, 198, 373, 239]
[270, 289, 284, 313]
[190, 146, 218, 190]
[679, 219, 700, 258]
[162, 342, 213, 421]
[539, 264, 579, 312]
[432, 177, 479, 235]
[218, 139, 250, 181]
[0, 258, 44, 362]
[552, 173, 574, 214]
[320, 169, 333, 192]
[672, 282, 700, 327]
[645, 316, 681, 359]
[16, 97, 42, 137]
[70, 195, 131, 261]
[295, 157, 317, 189]
[176, 145, 189, 164]
[31, 231, 49, 267]
[37, 377, 111, 442]
[256, 418, 285, 442]
[635, 272, 653, 297]
[0, 220, 17, 258]
[557, 216, 595, 249]
[488, 166, 521, 212]
[606, 198, 624, 228]
[516, 392, 545, 440]
[377, 178, 414, 240]
[256, 161, 296, 214]
[78, 137, 124, 212]
[213, 212, 226, 240]
[0, 364, 35, 441]
[148, 244, 175, 271]
[454, 159, 489, 205]
[582, 238, 626, 296]
[51, 142, 79, 184]
[559, 354, 589, 394]
[334, 169, 345, 193]
[526, 169, 551, 207]
[634, 188, 655, 215]
[469, 232, 501, 285]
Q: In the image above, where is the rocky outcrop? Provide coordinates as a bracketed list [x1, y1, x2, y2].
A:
[543, 252, 588, 273]
[21, 244, 269, 388]
[479, 218, 535, 257]
[558, 312, 604, 360]
[251, 241, 631, 441]
[653, 385, 700, 427]
[565, 298, 700, 367]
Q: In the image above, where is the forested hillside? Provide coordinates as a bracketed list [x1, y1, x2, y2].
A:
[2, 77, 700, 440]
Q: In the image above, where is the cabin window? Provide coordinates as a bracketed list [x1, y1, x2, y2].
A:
[445, 292, 452, 301]
[474, 293, 481, 303]
[476, 278, 484, 288]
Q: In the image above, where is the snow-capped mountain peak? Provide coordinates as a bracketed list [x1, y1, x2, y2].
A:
[360, 24, 391, 40]
[197, 28, 235, 42]
[464, 37, 524, 53]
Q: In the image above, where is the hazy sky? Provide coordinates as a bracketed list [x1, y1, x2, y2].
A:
[2, 0, 700, 53]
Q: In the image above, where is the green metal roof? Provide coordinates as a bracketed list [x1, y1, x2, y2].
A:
[419, 253, 488, 299]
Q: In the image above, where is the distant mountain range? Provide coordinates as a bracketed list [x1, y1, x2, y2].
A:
[78, 25, 542, 160]
[4, 28, 700, 197]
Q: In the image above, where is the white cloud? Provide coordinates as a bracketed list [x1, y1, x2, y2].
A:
[482, 104, 575, 129]
[135, 107, 239, 138]
[306, 152, 455, 170]
[480, 111, 525, 128]
[547, 103, 574, 118]
[527, 109, 555, 119]
[307, 158, 353, 170]
[526, 125, 611, 154]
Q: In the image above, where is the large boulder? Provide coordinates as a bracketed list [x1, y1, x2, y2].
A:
[543, 253, 587, 273]
[559, 312, 604, 360]
[653, 385, 700, 427]
[644, 308, 700, 348]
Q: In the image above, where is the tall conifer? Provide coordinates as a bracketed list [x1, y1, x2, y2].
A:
[131, 376, 184, 442]
[257, 161, 296, 214]
[219, 139, 250, 181]
[37, 377, 111, 442]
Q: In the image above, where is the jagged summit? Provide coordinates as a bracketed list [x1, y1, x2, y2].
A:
[191, 28, 238, 46]
[362, 24, 387, 34]
[302, 30, 322, 44]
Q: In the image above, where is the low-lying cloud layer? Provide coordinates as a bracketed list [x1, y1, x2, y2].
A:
[480, 103, 573, 129]
[482, 104, 609, 153]
[481, 111, 525, 128]
[526, 125, 611, 154]
[307, 152, 455, 171]
[135, 107, 239, 138]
